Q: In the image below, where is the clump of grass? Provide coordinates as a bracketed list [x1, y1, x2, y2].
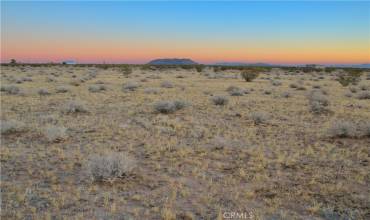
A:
[1, 120, 26, 135]
[44, 125, 67, 142]
[56, 86, 70, 93]
[327, 121, 358, 138]
[22, 77, 32, 82]
[1, 85, 20, 95]
[154, 100, 187, 114]
[308, 90, 330, 114]
[87, 152, 136, 183]
[241, 71, 259, 82]
[336, 69, 362, 86]
[88, 84, 107, 93]
[357, 91, 370, 99]
[250, 112, 270, 124]
[359, 84, 369, 91]
[160, 81, 174, 88]
[271, 80, 282, 86]
[144, 87, 160, 94]
[226, 86, 244, 96]
[122, 82, 139, 91]
[210, 96, 229, 105]
[359, 121, 370, 137]
[69, 80, 81, 87]
[63, 100, 89, 113]
[38, 88, 51, 96]
[349, 86, 357, 93]
[281, 91, 291, 98]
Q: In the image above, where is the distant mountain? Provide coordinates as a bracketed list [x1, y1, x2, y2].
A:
[148, 58, 198, 65]
[214, 62, 279, 67]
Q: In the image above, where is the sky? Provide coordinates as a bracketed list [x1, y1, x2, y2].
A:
[1, 1, 369, 65]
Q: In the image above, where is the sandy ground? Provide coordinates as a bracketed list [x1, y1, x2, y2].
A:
[1, 65, 369, 219]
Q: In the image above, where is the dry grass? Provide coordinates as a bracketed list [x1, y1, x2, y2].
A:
[1, 65, 369, 219]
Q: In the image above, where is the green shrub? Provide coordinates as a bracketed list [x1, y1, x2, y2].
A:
[336, 69, 363, 87]
[241, 70, 259, 82]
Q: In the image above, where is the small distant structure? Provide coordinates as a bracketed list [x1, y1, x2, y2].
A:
[62, 60, 76, 65]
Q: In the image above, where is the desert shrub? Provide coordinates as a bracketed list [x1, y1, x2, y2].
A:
[144, 88, 160, 94]
[154, 100, 187, 114]
[122, 82, 139, 91]
[289, 83, 298, 88]
[173, 100, 187, 110]
[1, 120, 26, 135]
[94, 80, 105, 84]
[349, 86, 357, 93]
[336, 70, 362, 86]
[38, 88, 51, 96]
[359, 121, 370, 137]
[56, 86, 70, 93]
[241, 71, 259, 82]
[39, 115, 58, 125]
[308, 91, 330, 114]
[250, 112, 270, 124]
[359, 84, 369, 91]
[264, 89, 272, 95]
[63, 100, 88, 113]
[160, 81, 174, 88]
[281, 91, 291, 98]
[22, 77, 32, 82]
[87, 153, 135, 182]
[46, 76, 57, 82]
[44, 126, 67, 142]
[1, 85, 20, 94]
[226, 86, 244, 96]
[271, 80, 282, 86]
[121, 65, 132, 76]
[327, 121, 357, 138]
[357, 91, 370, 99]
[296, 85, 307, 90]
[69, 80, 81, 86]
[211, 96, 229, 105]
[15, 78, 23, 84]
[88, 84, 106, 93]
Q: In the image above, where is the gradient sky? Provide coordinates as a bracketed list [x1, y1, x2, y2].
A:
[1, 1, 369, 64]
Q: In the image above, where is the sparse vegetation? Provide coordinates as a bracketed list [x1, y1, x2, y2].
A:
[1, 119, 26, 134]
[56, 85, 70, 93]
[122, 82, 139, 91]
[241, 71, 259, 82]
[226, 86, 244, 96]
[154, 100, 187, 113]
[211, 95, 229, 105]
[327, 121, 358, 138]
[250, 111, 270, 124]
[308, 90, 330, 114]
[44, 125, 67, 142]
[160, 81, 174, 88]
[87, 152, 135, 182]
[88, 84, 107, 92]
[1, 65, 369, 220]
[1, 85, 20, 94]
[63, 100, 88, 113]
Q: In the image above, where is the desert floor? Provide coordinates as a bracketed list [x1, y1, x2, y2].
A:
[1, 65, 369, 220]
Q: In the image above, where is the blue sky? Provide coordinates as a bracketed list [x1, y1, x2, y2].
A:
[1, 1, 369, 64]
